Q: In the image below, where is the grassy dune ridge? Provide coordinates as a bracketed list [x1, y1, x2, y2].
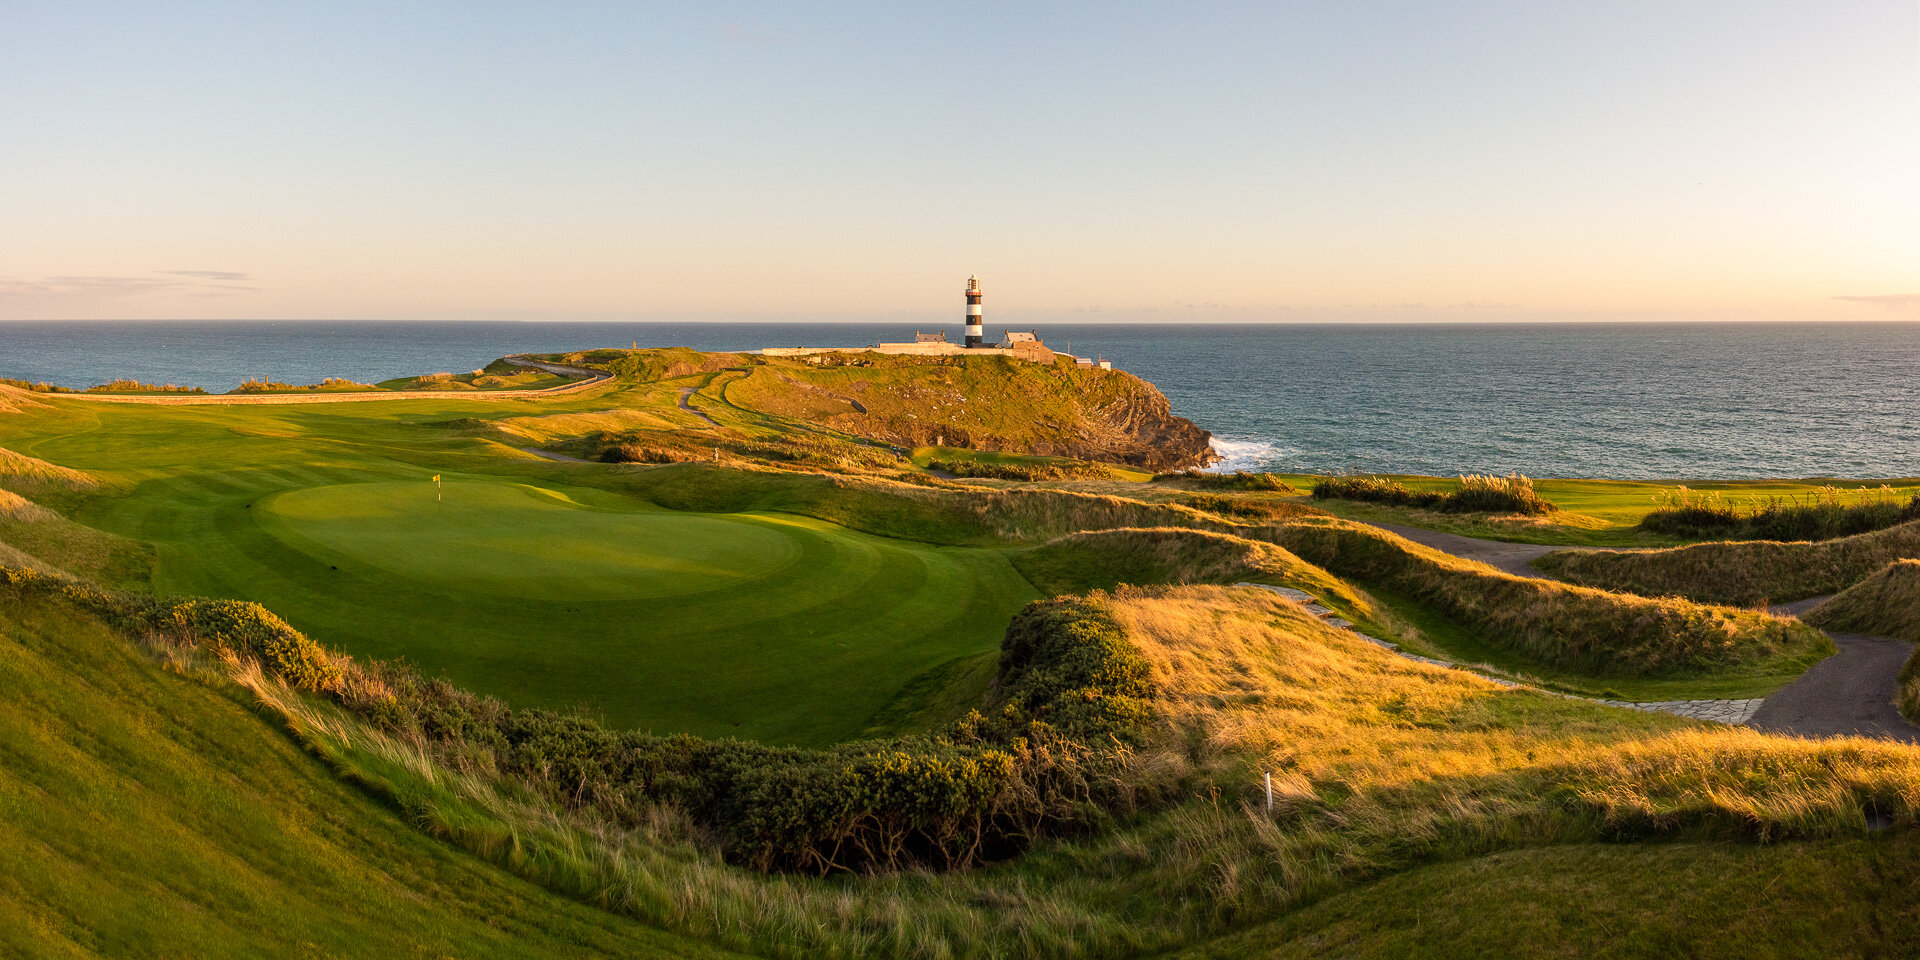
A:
[20, 574, 1920, 959]
[1807, 560, 1920, 643]
[0, 591, 729, 959]
[1537, 520, 1920, 605]
[1250, 517, 1831, 679]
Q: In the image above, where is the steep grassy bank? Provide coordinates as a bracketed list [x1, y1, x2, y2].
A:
[0, 593, 728, 959]
[1537, 520, 1920, 605]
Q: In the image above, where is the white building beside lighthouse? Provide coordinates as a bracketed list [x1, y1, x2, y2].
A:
[760, 275, 1090, 365]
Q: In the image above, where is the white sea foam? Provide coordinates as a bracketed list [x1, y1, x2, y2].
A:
[1204, 438, 1298, 472]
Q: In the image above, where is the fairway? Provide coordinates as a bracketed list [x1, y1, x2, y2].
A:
[0, 393, 1040, 747]
[260, 481, 800, 600]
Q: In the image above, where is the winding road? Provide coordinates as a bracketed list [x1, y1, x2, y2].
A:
[1368, 521, 1920, 743]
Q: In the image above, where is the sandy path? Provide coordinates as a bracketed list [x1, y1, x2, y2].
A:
[50, 355, 610, 405]
[1360, 520, 1920, 742]
[1370, 522, 1558, 577]
[677, 387, 723, 427]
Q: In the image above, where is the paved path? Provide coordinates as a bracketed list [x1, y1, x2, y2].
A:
[51, 354, 610, 405]
[1345, 523, 1920, 739]
[1748, 632, 1920, 744]
[1371, 523, 1558, 577]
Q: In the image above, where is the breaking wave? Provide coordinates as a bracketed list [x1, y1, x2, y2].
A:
[1204, 438, 1299, 473]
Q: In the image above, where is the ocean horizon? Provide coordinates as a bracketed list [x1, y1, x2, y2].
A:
[4, 318, 1918, 482]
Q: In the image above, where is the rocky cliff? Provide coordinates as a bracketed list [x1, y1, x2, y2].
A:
[717, 352, 1215, 471]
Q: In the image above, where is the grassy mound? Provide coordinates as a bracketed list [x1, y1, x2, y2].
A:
[1536, 520, 1920, 605]
[0, 591, 723, 959]
[1252, 518, 1831, 679]
[0, 444, 99, 492]
[1806, 560, 1920, 642]
[0, 488, 152, 585]
[1013, 527, 1367, 618]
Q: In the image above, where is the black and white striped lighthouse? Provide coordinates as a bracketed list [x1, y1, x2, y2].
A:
[964, 275, 985, 347]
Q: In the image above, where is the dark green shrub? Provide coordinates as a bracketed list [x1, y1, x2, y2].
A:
[1152, 470, 1295, 492]
[1312, 473, 1556, 516]
[929, 458, 1116, 482]
[1640, 488, 1920, 542]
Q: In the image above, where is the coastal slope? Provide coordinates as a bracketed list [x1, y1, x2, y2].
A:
[552, 348, 1216, 470]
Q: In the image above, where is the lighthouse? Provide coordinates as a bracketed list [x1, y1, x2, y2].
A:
[964, 275, 985, 347]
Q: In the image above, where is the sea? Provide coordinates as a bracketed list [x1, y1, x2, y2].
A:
[3, 319, 1918, 481]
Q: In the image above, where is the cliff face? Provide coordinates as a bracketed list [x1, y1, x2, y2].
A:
[723, 353, 1215, 471]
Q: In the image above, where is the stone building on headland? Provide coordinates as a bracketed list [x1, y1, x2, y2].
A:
[759, 276, 1108, 368]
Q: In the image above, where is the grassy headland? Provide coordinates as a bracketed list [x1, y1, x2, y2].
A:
[3, 352, 1918, 958]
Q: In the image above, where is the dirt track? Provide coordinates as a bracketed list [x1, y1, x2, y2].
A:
[48, 355, 609, 405]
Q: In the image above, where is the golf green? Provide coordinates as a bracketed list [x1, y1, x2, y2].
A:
[259, 481, 800, 600]
[238, 478, 1035, 745]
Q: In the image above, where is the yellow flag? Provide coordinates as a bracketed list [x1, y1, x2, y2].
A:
[432, 475, 441, 482]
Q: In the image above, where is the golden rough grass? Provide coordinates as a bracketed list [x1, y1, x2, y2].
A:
[1537, 520, 1920, 605]
[0, 489, 57, 522]
[0, 445, 99, 492]
[67, 581, 1920, 960]
[1806, 559, 1920, 643]
[0, 384, 49, 414]
[487, 407, 685, 444]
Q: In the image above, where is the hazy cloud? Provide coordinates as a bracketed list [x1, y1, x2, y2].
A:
[720, 21, 782, 44]
[0, 271, 256, 299]
[1834, 294, 1920, 309]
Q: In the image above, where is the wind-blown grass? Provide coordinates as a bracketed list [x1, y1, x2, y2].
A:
[1249, 517, 1830, 679]
[0, 593, 724, 959]
[1641, 484, 1920, 541]
[1314, 473, 1557, 516]
[1805, 560, 1920, 643]
[190, 584, 1920, 959]
[1537, 519, 1920, 605]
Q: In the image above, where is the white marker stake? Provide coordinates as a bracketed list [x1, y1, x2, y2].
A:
[433, 473, 442, 503]
[1265, 772, 1273, 812]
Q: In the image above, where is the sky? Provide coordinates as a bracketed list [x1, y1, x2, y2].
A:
[1, 1, 1916, 324]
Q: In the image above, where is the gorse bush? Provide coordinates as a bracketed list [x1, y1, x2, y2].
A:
[1313, 473, 1557, 516]
[229, 377, 375, 394]
[0, 377, 73, 393]
[1641, 485, 1920, 541]
[83, 379, 205, 394]
[0, 567, 342, 691]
